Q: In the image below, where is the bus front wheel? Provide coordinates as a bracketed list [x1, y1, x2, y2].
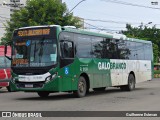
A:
[73, 76, 87, 98]
[6, 86, 11, 92]
[37, 91, 50, 98]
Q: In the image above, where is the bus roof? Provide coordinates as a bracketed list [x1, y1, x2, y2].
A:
[15, 25, 61, 30]
[61, 27, 152, 44]
[14, 25, 152, 44]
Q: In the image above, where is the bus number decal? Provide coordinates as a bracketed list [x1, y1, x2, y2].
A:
[80, 65, 88, 72]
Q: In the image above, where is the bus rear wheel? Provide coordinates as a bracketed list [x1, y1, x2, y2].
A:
[37, 91, 50, 98]
[127, 74, 135, 91]
[120, 74, 135, 91]
[73, 76, 87, 98]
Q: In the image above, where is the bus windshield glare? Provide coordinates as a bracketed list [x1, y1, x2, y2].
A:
[12, 38, 57, 67]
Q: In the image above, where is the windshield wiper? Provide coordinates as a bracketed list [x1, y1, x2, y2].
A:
[38, 37, 45, 63]
[34, 42, 36, 61]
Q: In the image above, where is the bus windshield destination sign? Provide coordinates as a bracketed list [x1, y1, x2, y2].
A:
[17, 29, 50, 37]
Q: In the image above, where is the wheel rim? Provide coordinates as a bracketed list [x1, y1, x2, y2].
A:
[129, 77, 135, 89]
[78, 81, 85, 93]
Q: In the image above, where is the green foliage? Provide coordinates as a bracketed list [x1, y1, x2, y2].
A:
[153, 44, 159, 63]
[154, 70, 160, 74]
[122, 24, 160, 63]
[2, 0, 82, 44]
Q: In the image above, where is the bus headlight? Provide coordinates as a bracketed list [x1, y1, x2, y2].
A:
[45, 73, 57, 83]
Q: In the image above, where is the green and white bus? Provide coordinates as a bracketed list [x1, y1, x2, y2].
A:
[6, 25, 153, 97]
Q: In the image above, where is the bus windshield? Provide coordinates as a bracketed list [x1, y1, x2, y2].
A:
[12, 38, 57, 67]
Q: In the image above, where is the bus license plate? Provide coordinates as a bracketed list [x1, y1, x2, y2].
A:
[25, 84, 33, 88]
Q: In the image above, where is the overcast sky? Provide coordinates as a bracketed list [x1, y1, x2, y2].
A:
[62, 0, 160, 32]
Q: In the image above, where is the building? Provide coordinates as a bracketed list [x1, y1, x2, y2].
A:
[10, 0, 26, 15]
[0, 0, 26, 41]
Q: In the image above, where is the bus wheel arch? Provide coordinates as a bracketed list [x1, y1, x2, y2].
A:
[129, 71, 136, 84]
[73, 73, 90, 98]
[120, 72, 135, 91]
[80, 73, 90, 93]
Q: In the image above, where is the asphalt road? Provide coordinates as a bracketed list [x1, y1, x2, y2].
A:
[0, 78, 160, 119]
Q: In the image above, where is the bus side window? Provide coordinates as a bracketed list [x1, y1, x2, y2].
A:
[60, 41, 74, 58]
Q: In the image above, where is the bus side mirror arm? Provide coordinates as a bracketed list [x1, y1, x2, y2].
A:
[5, 55, 12, 60]
[4, 45, 12, 60]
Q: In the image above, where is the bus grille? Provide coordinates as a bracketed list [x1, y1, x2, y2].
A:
[16, 82, 44, 88]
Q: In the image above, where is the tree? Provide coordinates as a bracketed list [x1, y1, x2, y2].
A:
[1, 0, 82, 44]
[122, 24, 160, 63]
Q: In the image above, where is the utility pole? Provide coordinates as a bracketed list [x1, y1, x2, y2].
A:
[68, 0, 86, 13]
[66, 0, 86, 28]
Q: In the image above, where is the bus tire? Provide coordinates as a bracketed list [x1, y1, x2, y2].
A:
[0, 87, 2, 89]
[6, 84, 15, 92]
[73, 76, 87, 98]
[126, 74, 135, 91]
[37, 91, 50, 98]
[120, 74, 135, 91]
[6, 86, 11, 92]
[93, 87, 106, 91]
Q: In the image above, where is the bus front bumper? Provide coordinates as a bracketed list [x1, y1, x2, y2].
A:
[10, 77, 60, 92]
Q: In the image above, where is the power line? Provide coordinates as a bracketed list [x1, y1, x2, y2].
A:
[84, 21, 100, 29]
[101, 0, 160, 10]
[0, 16, 8, 24]
[0, 5, 11, 10]
[0, 20, 8, 22]
[84, 18, 141, 24]
[84, 21, 122, 32]
[84, 18, 160, 27]
[0, 15, 10, 20]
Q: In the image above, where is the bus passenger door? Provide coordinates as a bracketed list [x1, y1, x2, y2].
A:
[60, 40, 75, 91]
